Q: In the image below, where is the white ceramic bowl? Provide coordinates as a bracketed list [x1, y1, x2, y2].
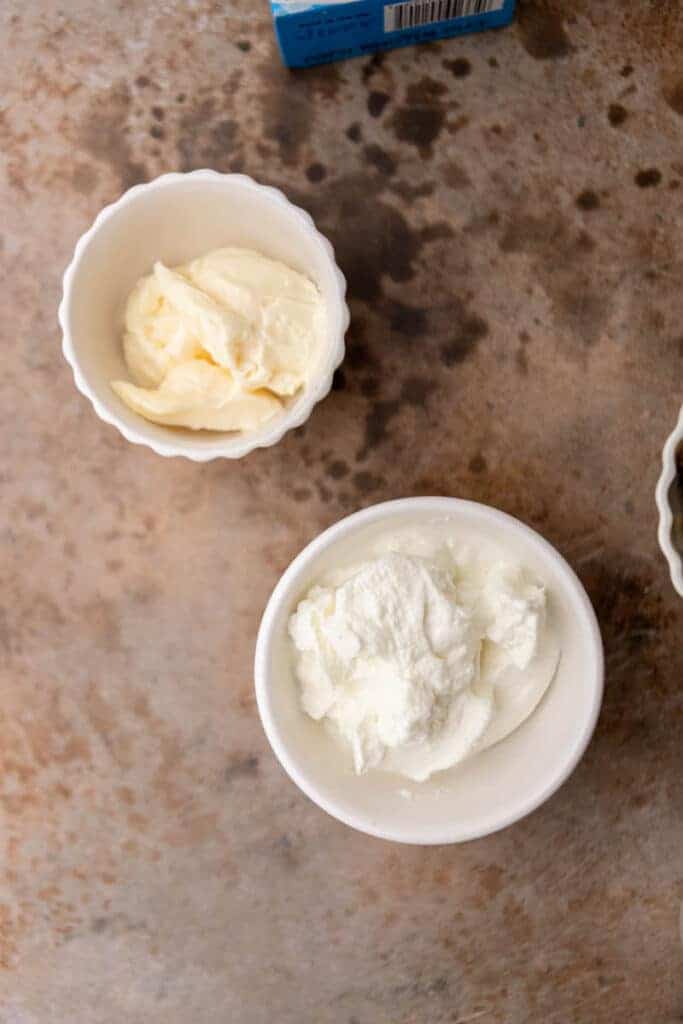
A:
[656, 405, 683, 597]
[59, 171, 348, 460]
[255, 498, 604, 845]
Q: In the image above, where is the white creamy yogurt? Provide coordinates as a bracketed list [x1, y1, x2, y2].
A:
[287, 521, 560, 781]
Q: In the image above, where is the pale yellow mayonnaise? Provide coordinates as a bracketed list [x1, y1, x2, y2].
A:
[111, 248, 324, 431]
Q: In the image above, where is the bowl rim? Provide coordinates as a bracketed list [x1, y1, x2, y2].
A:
[58, 169, 349, 461]
[655, 405, 683, 597]
[254, 496, 605, 845]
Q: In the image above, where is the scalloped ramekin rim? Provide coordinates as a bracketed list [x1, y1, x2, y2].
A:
[59, 170, 349, 461]
[656, 405, 683, 597]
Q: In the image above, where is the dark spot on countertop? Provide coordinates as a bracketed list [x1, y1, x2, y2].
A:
[352, 471, 385, 495]
[224, 754, 259, 782]
[517, 1, 572, 60]
[362, 51, 385, 84]
[149, 123, 164, 140]
[259, 62, 341, 166]
[79, 82, 146, 191]
[327, 460, 349, 480]
[360, 377, 380, 397]
[384, 299, 427, 337]
[499, 211, 610, 347]
[576, 189, 600, 211]
[363, 144, 396, 177]
[390, 77, 447, 155]
[289, 173, 424, 302]
[635, 168, 661, 188]
[306, 162, 326, 182]
[367, 90, 390, 118]
[263, 99, 309, 165]
[443, 161, 471, 190]
[664, 79, 683, 116]
[440, 307, 489, 367]
[292, 487, 311, 502]
[608, 103, 628, 126]
[488, 56, 499, 68]
[236, 39, 251, 52]
[135, 75, 150, 88]
[443, 57, 471, 78]
[405, 76, 447, 105]
[401, 376, 436, 407]
[346, 337, 379, 372]
[391, 106, 445, 155]
[620, 63, 634, 77]
[151, 105, 164, 121]
[357, 399, 401, 461]
[469, 453, 487, 474]
[346, 122, 362, 143]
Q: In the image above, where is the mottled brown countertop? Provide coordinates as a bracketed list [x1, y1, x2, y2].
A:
[1, 1, 682, 1021]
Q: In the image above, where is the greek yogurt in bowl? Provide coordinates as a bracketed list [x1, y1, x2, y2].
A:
[287, 522, 561, 782]
[255, 498, 604, 844]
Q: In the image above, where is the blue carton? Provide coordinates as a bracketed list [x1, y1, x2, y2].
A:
[271, 0, 516, 68]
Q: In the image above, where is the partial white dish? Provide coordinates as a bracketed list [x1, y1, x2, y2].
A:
[59, 171, 348, 461]
[255, 497, 604, 845]
[656, 404, 683, 597]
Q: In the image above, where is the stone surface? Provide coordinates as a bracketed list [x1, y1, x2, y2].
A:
[1, 1, 682, 1021]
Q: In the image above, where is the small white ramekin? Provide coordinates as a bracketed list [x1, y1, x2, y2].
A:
[656, 405, 683, 597]
[59, 171, 348, 460]
[254, 497, 604, 845]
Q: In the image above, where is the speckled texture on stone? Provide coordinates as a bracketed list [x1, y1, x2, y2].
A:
[1, 1, 682, 1021]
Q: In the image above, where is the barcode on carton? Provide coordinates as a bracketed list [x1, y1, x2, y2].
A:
[384, 0, 504, 32]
